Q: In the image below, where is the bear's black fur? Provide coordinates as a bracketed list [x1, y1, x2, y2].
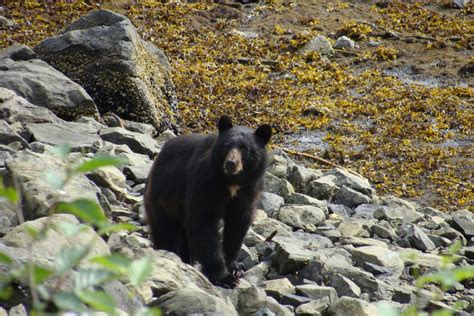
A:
[144, 116, 271, 287]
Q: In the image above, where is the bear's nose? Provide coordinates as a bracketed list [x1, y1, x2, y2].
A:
[224, 160, 236, 174]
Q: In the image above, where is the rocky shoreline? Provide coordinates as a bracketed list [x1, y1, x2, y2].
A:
[0, 9, 472, 316]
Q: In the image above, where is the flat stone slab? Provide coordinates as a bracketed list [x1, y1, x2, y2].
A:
[26, 121, 101, 151]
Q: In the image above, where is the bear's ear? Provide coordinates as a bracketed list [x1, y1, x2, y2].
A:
[218, 115, 233, 133]
[255, 124, 272, 145]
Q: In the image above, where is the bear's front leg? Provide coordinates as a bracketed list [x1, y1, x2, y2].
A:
[186, 211, 238, 288]
[223, 197, 254, 278]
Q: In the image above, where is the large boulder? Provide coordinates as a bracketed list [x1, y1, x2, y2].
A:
[152, 286, 237, 315]
[5, 151, 100, 219]
[25, 121, 102, 152]
[1, 214, 109, 265]
[0, 45, 99, 120]
[0, 87, 63, 124]
[35, 10, 177, 132]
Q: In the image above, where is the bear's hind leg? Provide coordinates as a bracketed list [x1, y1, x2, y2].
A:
[149, 210, 183, 255]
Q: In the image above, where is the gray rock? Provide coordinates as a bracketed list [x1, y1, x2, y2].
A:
[371, 221, 397, 240]
[464, 246, 474, 259]
[287, 165, 322, 193]
[0, 120, 29, 148]
[331, 274, 361, 298]
[86, 166, 127, 201]
[0, 16, 17, 30]
[1, 214, 110, 273]
[100, 127, 160, 157]
[152, 286, 237, 315]
[328, 297, 378, 316]
[305, 175, 338, 201]
[238, 286, 292, 316]
[395, 248, 448, 272]
[322, 254, 384, 297]
[35, 10, 177, 132]
[301, 35, 334, 55]
[293, 231, 333, 248]
[265, 172, 295, 198]
[451, 214, 474, 238]
[258, 192, 285, 217]
[262, 278, 296, 300]
[399, 224, 436, 251]
[351, 246, 404, 276]
[102, 279, 144, 314]
[453, 0, 470, 8]
[377, 195, 424, 223]
[328, 203, 353, 218]
[267, 154, 289, 179]
[272, 237, 318, 274]
[25, 121, 101, 152]
[244, 227, 266, 247]
[295, 297, 330, 316]
[280, 293, 312, 307]
[110, 235, 223, 298]
[0, 45, 99, 120]
[5, 151, 100, 219]
[295, 284, 338, 303]
[0, 198, 18, 235]
[154, 129, 176, 145]
[7, 304, 27, 316]
[433, 225, 466, 243]
[367, 41, 382, 47]
[326, 169, 375, 198]
[341, 236, 388, 248]
[428, 234, 451, 248]
[353, 204, 384, 219]
[277, 204, 326, 232]
[122, 120, 157, 137]
[244, 262, 271, 286]
[334, 36, 355, 49]
[253, 217, 293, 239]
[337, 220, 370, 238]
[287, 193, 327, 211]
[120, 151, 153, 183]
[332, 186, 372, 208]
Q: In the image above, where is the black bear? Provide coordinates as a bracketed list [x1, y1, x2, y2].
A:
[144, 116, 271, 287]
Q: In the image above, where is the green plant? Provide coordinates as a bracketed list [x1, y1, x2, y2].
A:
[377, 241, 474, 316]
[0, 144, 160, 316]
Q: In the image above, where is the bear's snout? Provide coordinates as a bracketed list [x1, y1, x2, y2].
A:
[224, 148, 243, 175]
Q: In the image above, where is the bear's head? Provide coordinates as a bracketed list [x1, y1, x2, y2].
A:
[212, 115, 272, 182]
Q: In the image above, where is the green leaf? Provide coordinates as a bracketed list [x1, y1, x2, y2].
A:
[32, 264, 54, 284]
[432, 310, 453, 316]
[0, 251, 13, 265]
[53, 292, 87, 313]
[417, 266, 474, 288]
[0, 187, 19, 205]
[54, 245, 90, 275]
[76, 289, 117, 315]
[44, 170, 66, 190]
[0, 282, 12, 300]
[25, 224, 39, 239]
[128, 256, 153, 287]
[56, 199, 106, 226]
[90, 254, 130, 275]
[134, 307, 163, 316]
[48, 143, 71, 161]
[37, 284, 50, 301]
[74, 268, 115, 291]
[98, 223, 137, 235]
[72, 155, 128, 175]
[55, 222, 87, 237]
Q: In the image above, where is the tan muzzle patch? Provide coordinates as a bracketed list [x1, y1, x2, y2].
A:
[224, 148, 243, 175]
